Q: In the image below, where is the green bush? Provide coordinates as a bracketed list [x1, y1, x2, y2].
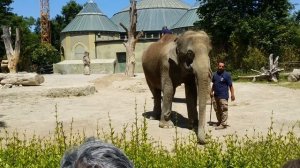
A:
[242, 47, 267, 71]
[31, 43, 60, 70]
[0, 106, 299, 167]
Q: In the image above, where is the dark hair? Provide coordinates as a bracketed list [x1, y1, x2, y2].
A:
[61, 137, 134, 168]
[282, 159, 300, 168]
[218, 60, 225, 64]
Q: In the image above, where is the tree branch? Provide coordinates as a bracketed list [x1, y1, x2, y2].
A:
[14, 28, 20, 56]
[120, 23, 128, 33]
[1, 26, 14, 57]
[134, 31, 144, 43]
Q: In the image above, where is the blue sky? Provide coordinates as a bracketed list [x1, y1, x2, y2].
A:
[11, 0, 196, 19]
[12, 0, 300, 20]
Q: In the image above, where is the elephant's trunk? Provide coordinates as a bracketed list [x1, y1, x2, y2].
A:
[193, 56, 210, 145]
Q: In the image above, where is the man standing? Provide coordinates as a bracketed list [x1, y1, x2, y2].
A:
[210, 61, 235, 130]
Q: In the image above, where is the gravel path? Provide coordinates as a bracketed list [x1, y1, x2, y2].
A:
[0, 73, 299, 148]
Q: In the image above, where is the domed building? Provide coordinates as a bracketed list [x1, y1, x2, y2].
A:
[172, 2, 200, 32]
[54, 0, 200, 74]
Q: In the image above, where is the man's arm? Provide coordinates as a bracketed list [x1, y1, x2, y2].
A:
[230, 85, 235, 101]
[226, 73, 235, 101]
[210, 73, 215, 97]
[210, 85, 214, 97]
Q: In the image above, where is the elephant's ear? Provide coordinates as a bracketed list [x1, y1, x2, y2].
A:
[168, 43, 178, 65]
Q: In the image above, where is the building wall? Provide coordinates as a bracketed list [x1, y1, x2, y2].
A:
[60, 32, 159, 73]
[96, 41, 125, 59]
[61, 32, 96, 60]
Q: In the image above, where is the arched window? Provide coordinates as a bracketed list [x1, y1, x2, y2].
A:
[74, 44, 85, 60]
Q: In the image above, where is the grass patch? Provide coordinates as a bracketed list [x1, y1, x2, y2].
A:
[0, 105, 299, 167]
[277, 82, 300, 89]
[232, 72, 300, 89]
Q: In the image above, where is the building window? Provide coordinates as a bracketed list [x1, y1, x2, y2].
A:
[74, 44, 85, 60]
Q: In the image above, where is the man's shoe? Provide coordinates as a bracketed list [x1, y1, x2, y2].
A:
[215, 125, 226, 130]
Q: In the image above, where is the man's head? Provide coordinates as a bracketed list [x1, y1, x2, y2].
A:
[61, 137, 134, 168]
[217, 61, 225, 73]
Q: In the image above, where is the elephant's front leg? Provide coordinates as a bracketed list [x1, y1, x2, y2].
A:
[150, 88, 162, 120]
[159, 76, 174, 128]
[185, 77, 198, 129]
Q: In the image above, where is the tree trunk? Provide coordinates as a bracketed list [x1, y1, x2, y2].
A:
[0, 73, 44, 86]
[1, 26, 20, 73]
[120, 0, 143, 77]
[124, 39, 136, 77]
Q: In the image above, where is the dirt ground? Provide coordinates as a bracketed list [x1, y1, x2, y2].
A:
[0, 73, 300, 148]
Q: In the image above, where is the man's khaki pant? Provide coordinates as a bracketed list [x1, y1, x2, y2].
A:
[212, 97, 228, 126]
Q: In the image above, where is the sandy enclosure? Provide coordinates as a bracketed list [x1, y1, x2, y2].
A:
[0, 74, 300, 148]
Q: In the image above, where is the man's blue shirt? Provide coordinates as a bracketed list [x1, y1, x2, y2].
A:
[212, 71, 232, 99]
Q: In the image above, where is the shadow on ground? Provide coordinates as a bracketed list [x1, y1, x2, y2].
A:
[142, 111, 191, 129]
[0, 121, 6, 128]
[0, 115, 6, 128]
[172, 97, 186, 103]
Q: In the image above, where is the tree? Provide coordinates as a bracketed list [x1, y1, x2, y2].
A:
[0, 0, 13, 26]
[120, 0, 143, 77]
[195, 0, 299, 71]
[34, 1, 83, 50]
[11, 15, 39, 72]
[0, 0, 14, 61]
[1, 26, 20, 73]
[51, 1, 82, 50]
[31, 43, 60, 71]
[61, 0, 83, 25]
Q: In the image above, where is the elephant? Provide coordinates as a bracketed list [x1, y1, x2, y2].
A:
[142, 31, 212, 144]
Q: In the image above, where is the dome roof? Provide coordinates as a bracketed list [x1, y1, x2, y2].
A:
[172, 2, 200, 29]
[111, 0, 190, 32]
[61, 1, 121, 33]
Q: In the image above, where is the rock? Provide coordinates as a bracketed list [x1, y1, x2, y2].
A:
[3, 84, 13, 89]
[288, 69, 300, 82]
[0, 73, 44, 86]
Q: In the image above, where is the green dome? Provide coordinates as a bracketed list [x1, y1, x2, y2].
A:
[111, 0, 190, 32]
[172, 2, 200, 29]
[62, 1, 121, 33]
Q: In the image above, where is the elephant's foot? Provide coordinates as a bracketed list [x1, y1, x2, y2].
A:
[197, 139, 206, 145]
[197, 130, 206, 145]
[159, 120, 174, 128]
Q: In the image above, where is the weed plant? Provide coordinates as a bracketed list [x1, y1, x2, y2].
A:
[0, 105, 299, 167]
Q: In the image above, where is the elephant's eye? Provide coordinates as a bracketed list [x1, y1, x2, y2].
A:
[186, 50, 195, 66]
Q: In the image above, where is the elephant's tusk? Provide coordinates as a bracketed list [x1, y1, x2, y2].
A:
[184, 62, 193, 70]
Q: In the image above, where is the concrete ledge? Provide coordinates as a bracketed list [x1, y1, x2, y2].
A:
[44, 84, 96, 98]
[53, 59, 116, 74]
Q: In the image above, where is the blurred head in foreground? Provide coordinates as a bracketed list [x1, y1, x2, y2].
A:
[61, 137, 134, 168]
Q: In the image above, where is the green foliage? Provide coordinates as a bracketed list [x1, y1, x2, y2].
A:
[195, 0, 300, 71]
[31, 43, 60, 68]
[0, 0, 13, 26]
[0, 0, 14, 61]
[1, 0, 82, 72]
[0, 105, 300, 167]
[242, 47, 267, 70]
[61, 1, 83, 24]
[50, 1, 83, 50]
